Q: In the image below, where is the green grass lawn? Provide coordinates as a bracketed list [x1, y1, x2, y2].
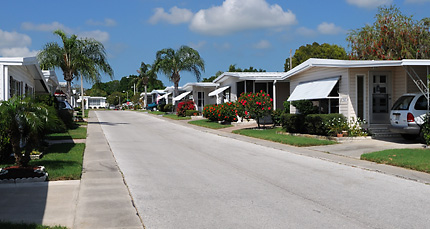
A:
[233, 127, 336, 147]
[147, 110, 166, 115]
[0, 221, 67, 229]
[361, 148, 430, 173]
[0, 143, 85, 181]
[46, 125, 87, 140]
[188, 119, 233, 129]
[163, 114, 191, 120]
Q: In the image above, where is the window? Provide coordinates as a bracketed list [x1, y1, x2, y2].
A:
[245, 80, 254, 93]
[198, 92, 204, 107]
[236, 81, 244, 96]
[357, 75, 364, 120]
[255, 82, 266, 93]
[223, 87, 230, 102]
[415, 95, 429, 110]
[9, 76, 23, 98]
[391, 95, 414, 110]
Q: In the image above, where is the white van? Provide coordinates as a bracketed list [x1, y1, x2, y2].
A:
[389, 93, 429, 140]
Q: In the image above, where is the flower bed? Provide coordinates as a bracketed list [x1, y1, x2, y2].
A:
[0, 166, 48, 183]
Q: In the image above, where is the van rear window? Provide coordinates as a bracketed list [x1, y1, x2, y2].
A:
[391, 96, 414, 110]
[414, 95, 429, 110]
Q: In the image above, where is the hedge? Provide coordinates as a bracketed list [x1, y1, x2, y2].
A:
[281, 113, 346, 136]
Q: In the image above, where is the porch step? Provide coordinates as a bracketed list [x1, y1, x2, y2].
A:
[368, 125, 401, 139]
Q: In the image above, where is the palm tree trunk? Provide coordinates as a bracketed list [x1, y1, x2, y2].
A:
[144, 85, 147, 108]
[81, 74, 85, 121]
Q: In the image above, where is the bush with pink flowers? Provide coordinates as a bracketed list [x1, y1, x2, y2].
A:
[203, 102, 238, 123]
[236, 91, 273, 128]
[177, 100, 196, 117]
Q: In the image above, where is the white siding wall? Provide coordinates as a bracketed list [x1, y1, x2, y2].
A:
[219, 77, 239, 101]
[8, 66, 35, 99]
[0, 65, 4, 101]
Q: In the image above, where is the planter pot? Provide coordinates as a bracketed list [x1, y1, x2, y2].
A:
[337, 133, 343, 137]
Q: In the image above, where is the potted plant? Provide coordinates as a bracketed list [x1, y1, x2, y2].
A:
[326, 117, 348, 137]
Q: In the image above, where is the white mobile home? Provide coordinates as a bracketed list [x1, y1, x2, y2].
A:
[0, 57, 52, 101]
[285, 58, 430, 125]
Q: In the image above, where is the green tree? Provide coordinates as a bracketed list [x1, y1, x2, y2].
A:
[107, 91, 124, 106]
[347, 5, 430, 60]
[86, 88, 107, 97]
[38, 29, 113, 101]
[136, 62, 157, 107]
[284, 42, 348, 71]
[228, 64, 266, 72]
[154, 45, 205, 97]
[202, 71, 223, 82]
[0, 96, 54, 167]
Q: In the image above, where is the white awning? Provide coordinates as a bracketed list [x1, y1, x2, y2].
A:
[208, 86, 230, 97]
[157, 92, 171, 102]
[288, 76, 340, 101]
[173, 91, 192, 101]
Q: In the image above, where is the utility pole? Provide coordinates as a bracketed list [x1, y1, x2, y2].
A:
[290, 49, 293, 70]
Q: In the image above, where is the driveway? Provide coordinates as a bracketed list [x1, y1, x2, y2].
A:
[96, 110, 430, 228]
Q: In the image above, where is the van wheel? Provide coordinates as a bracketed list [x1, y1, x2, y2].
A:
[401, 134, 418, 140]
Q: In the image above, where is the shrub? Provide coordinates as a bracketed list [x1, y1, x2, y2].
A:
[177, 100, 196, 117]
[203, 103, 238, 122]
[283, 100, 290, 113]
[305, 114, 345, 136]
[203, 104, 218, 121]
[185, 110, 199, 116]
[291, 100, 319, 115]
[237, 91, 273, 128]
[271, 110, 284, 127]
[421, 114, 430, 145]
[281, 113, 304, 133]
[164, 104, 173, 112]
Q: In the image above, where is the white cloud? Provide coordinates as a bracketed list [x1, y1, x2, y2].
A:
[78, 30, 110, 43]
[0, 29, 38, 57]
[0, 47, 38, 57]
[189, 41, 207, 50]
[296, 27, 317, 37]
[21, 21, 73, 33]
[317, 22, 344, 35]
[86, 18, 117, 27]
[189, 0, 297, 35]
[253, 40, 271, 49]
[149, 6, 194, 24]
[405, 0, 430, 3]
[0, 29, 32, 48]
[346, 0, 393, 9]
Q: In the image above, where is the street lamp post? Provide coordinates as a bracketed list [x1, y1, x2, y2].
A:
[123, 91, 129, 101]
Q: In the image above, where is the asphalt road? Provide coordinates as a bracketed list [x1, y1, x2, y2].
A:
[96, 110, 430, 229]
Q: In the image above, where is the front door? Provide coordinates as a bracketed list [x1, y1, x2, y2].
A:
[371, 73, 391, 124]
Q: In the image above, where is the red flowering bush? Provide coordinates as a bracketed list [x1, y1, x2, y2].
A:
[236, 91, 273, 128]
[177, 100, 196, 117]
[203, 102, 238, 122]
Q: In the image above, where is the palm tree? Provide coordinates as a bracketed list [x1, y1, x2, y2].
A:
[38, 29, 113, 102]
[136, 62, 157, 108]
[0, 96, 52, 167]
[154, 46, 205, 98]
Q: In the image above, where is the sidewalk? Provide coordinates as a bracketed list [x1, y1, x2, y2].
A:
[73, 111, 143, 228]
[0, 111, 143, 229]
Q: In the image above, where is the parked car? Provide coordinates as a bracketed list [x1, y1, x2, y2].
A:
[389, 93, 429, 140]
[57, 100, 74, 115]
[146, 102, 161, 111]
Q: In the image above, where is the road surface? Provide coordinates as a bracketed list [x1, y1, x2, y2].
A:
[96, 110, 430, 229]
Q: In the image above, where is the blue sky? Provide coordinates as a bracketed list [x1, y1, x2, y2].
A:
[1, 0, 429, 89]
